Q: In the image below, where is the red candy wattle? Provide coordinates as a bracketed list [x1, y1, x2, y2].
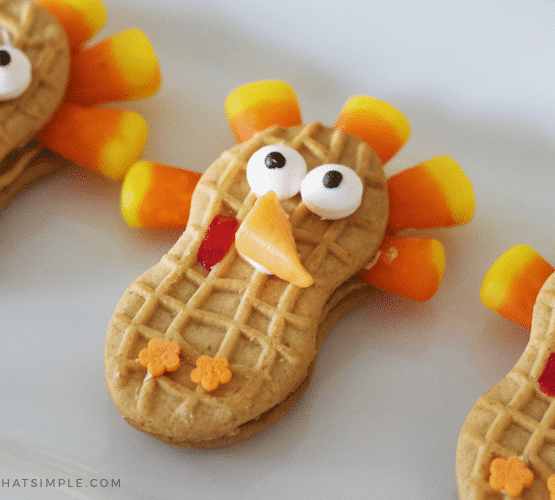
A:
[197, 215, 239, 271]
[539, 352, 555, 397]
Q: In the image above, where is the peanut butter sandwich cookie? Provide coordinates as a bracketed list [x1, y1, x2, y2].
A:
[0, 0, 161, 216]
[457, 246, 555, 500]
[105, 80, 475, 447]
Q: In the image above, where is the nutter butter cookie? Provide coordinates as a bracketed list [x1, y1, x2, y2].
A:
[105, 80, 475, 447]
[0, 0, 161, 216]
[456, 245, 555, 500]
[0, 0, 69, 212]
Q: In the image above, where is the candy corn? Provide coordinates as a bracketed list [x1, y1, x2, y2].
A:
[235, 191, 313, 288]
[65, 29, 161, 106]
[35, 103, 148, 180]
[481, 245, 554, 329]
[37, 0, 107, 51]
[121, 161, 201, 228]
[387, 156, 475, 232]
[225, 81, 302, 143]
[334, 96, 410, 164]
[358, 235, 446, 302]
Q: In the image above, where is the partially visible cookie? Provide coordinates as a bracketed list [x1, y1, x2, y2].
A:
[456, 271, 555, 500]
[0, 0, 69, 212]
[0, 142, 70, 213]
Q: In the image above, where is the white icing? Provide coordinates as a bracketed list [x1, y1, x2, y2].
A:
[384, 246, 398, 262]
[363, 250, 381, 270]
[238, 249, 273, 275]
[246, 144, 307, 200]
[0, 31, 31, 101]
[300, 163, 363, 220]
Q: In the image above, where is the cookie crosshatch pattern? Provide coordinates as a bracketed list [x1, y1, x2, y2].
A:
[0, 0, 70, 211]
[105, 122, 390, 445]
[0, 0, 161, 213]
[457, 246, 555, 500]
[105, 80, 475, 447]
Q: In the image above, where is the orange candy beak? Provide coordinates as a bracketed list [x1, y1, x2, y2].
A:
[235, 191, 313, 288]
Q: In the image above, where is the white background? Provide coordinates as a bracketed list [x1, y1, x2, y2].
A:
[2, 0, 555, 498]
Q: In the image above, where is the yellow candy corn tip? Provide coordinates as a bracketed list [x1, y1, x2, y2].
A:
[65, 0, 107, 36]
[480, 245, 539, 311]
[425, 156, 475, 225]
[121, 160, 153, 227]
[111, 30, 161, 97]
[99, 113, 148, 180]
[342, 95, 411, 144]
[225, 80, 298, 119]
[432, 239, 446, 283]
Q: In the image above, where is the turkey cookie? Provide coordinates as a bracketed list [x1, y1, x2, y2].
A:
[0, 0, 69, 211]
[105, 80, 475, 447]
[0, 145, 70, 212]
[0, 0, 161, 215]
[456, 246, 555, 500]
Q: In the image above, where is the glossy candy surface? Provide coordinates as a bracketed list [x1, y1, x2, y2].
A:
[480, 245, 554, 329]
[35, 0, 161, 179]
[121, 161, 201, 227]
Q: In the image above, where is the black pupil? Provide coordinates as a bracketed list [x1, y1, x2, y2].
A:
[323, 170, 343, 188]
[264, 151, 286, 169]
[0, 50, 11, 67]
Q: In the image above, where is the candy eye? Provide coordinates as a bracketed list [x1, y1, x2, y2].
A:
[246, 144, 307, 200]
[300, 164, 363, 220]
[0, 45, 32, 101]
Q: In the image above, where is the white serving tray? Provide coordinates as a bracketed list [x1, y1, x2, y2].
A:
[2, 0, 555, 498]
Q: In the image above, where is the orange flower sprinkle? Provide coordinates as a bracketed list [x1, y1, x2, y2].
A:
[138, 338, 180, 377]
[190, 355, 232, 391]
[489, 457, 533, 497]
[548, 474, 555, 500]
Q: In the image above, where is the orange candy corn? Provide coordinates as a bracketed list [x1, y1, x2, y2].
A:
[387, 156, 475, 232]
[65, 29, 161, 106]
[235, 191, 313, 288]
[358, 234, 446, 302]
[334, 96, 410, 164]
[481, 245, 554, 329]
[225, 81, 302, 143]
[121, 161, 201, 228]
[36, 103, 147, 180]
[37, 0, 107, 51]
